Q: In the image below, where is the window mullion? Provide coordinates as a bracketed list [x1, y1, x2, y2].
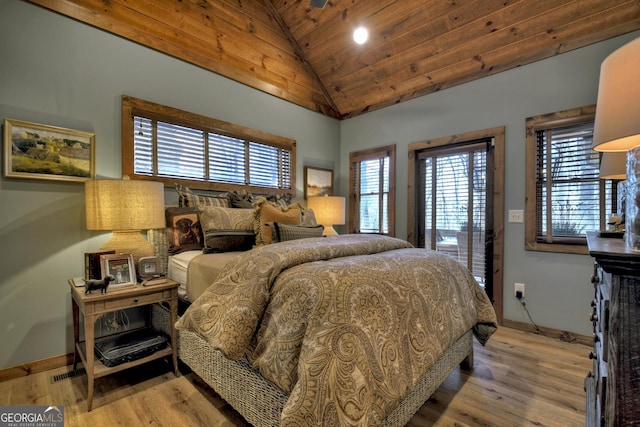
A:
[204, 132, 210, 180]
[152, 119, 158, 175]
[466, 152, 474, 268]
[430, 157, 437, 249]
[545, 129, 553, 243]
[278, 148, 283, 189]
[244, 140, 251, 185]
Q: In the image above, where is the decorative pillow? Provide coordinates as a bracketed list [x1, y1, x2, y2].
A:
[228, 190, 255, 209]
[301, 208, 317, 226]
[254, 198, 302, 245]
[272, 223, 324, 242]
[175, 183, 230, 208]
[199, 206, 255, 253]
[165, 207, 204, 254]
[265, 193, 293, 208]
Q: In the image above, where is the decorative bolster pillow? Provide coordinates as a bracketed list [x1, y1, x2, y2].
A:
[199, 206, 255, 253]
[271, 222, 324, 242]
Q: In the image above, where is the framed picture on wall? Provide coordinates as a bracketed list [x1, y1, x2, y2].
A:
[3, 118, 95, 182]
[304, 166, 333, 199]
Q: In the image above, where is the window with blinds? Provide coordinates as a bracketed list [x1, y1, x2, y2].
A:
[349, 145, 395, 236]
[525, 105, 618, 254]
[535, 122, 599, 242]
[122, 96, 295, 194]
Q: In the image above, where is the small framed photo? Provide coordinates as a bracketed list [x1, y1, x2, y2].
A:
[100, 254, 136, 289]
[3, 118, 95, 182]
[304, 166, 333, 199]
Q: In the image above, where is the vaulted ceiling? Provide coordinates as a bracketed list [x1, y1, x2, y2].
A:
[29, 0, 640, 119]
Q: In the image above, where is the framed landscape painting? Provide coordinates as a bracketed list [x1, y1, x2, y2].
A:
[3, 118, 95, 182]
[304, 166, 333, 199]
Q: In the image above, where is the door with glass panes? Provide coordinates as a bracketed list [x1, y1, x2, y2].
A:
[417, 139, 494, 297]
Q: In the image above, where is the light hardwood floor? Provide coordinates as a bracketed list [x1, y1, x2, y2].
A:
[0, 327, 591, 426]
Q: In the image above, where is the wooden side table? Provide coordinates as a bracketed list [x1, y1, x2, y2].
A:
[68, 279, 180, 411]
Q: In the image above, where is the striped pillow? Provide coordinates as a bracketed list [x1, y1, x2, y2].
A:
[272, 223, 324, 242]
[175, 184, 230, 208]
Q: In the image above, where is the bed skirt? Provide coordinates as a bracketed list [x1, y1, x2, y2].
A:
[178, 328, 474, 427]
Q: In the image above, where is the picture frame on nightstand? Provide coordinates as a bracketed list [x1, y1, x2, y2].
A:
[100, 253, 136, 289]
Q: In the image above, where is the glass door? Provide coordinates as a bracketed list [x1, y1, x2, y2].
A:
[417, 139, 493, 294]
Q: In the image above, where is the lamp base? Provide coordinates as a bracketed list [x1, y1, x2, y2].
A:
[323, 225, 338, 236]
[100, 230, 155, 263]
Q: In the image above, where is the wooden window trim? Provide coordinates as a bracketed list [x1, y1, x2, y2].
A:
[348, 145, 396, 236]
[121, 95, 296, 195]
[524, 105, 596, 255]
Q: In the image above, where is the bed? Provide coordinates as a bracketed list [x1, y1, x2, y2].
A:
[155, 232, 496, 426]
[148, 187, 496, 426]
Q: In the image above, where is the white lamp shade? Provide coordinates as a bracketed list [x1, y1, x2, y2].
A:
[85, 179, 165, 231]
[599, 152, 627, 179]
[593, 37, 640, 152]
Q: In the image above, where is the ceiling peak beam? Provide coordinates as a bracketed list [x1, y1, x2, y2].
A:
[266, 0, 341, 117]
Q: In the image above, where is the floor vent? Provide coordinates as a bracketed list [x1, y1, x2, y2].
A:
[51, 368, 86, 383]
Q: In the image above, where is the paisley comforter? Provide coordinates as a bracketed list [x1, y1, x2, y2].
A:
[176, 234, 497, 426]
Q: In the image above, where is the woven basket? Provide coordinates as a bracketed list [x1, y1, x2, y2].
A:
[179, 329, 473, 427]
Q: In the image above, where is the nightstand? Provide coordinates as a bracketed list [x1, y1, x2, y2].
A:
[68, 279, 180, 411]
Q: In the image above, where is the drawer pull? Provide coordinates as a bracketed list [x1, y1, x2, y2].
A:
[589, 351, 597, 360]
[133, 298, 139, 303]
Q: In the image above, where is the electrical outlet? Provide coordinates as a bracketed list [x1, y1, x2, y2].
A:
[514, 282, 525, 298]
[508, 210, 524, 223]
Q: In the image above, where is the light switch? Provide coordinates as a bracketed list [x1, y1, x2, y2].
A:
[508, 210, 524, 223]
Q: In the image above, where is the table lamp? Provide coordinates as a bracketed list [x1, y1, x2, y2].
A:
[307, 195, 345, 236]
[592, 37, 640, 249]
[85, 178, 165, 261]
[599, 152, 627, 180]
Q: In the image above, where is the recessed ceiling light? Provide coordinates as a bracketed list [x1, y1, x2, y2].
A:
[353, 26, 369, 45]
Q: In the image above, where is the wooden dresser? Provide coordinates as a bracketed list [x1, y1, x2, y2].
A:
[586, 232, 640, 427]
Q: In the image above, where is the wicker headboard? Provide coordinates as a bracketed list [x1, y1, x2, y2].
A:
[148, 228, 171, 275]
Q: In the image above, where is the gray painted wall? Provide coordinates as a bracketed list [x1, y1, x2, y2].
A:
[1, 0, 637, 369]
[0, 1, 340, 368]
[339, 30, 640, 336]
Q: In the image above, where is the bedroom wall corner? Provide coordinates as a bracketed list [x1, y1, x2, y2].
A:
[0, 1, 340, 369]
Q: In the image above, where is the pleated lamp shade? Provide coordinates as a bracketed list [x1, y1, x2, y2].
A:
[85, 179, 165, 261]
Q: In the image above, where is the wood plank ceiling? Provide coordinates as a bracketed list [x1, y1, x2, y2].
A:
[29, 0, 640, 119]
